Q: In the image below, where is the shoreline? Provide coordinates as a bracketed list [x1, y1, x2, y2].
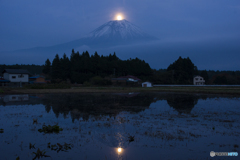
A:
[1, 86, 240, 95]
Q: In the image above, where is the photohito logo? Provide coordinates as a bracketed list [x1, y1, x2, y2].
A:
[210, 151, 215, 157]
[210, 151, 238, 157]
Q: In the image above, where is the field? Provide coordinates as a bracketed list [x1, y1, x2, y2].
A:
[1, 86, 240, 95]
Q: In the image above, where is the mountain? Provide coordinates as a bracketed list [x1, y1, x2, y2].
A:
[1, 19, 157, 55]
[0, 19, 159, 65]
[54, 19, 158, 48]
[84, 19, 158, 46]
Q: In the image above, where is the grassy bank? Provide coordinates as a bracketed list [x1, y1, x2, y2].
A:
[1, 86, 240, 95]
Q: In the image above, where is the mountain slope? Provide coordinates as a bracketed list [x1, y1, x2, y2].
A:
[85, 19, 158, 45]
[57, 19, 158, 48]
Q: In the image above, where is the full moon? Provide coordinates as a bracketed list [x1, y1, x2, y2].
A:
[117, 15, 123, 20]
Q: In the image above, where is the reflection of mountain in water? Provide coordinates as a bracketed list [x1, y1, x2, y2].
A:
[41, 93, 156, 121]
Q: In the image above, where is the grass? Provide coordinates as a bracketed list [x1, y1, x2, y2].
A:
[38, 124, 63, 133]
[2, 86, 240, 95]
[25, 83, 71, 89]
[0, 89, 4, 93]
[32, 148, 50, 160]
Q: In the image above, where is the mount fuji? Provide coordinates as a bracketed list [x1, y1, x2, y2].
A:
[0, 20, 158, 62]
[54, 19, 158, 48]
[85, 19, 158, 46]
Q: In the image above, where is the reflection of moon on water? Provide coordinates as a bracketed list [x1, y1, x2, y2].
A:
[116, 147, 124, 160]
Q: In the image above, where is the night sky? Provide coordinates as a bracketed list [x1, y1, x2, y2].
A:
[0, 0, 240, 70]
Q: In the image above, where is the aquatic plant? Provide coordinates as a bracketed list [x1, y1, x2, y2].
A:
[0, 128, 4, 133]
[32, 148, 50, 160]
[29, 143, 36, 149]
[33, 119, 38, 124]
[191, 115, 198, 117]
[16, 156, 20, 160]
[234, 144, 239, 148]
[47, 142, 73, 152]
[128, 135, 135, 143]
[38, 124, 63, 133]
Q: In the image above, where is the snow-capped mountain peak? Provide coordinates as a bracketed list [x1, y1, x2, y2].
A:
[86, 19, 158, 44]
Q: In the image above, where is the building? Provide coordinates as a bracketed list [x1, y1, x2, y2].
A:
[29, 76, 47, 84]
[112, 75, 142, 86]
[0, 77, 10, 86]
[142, 82, 152, 87]
[2, 69, 31, 87]
[193, 76, 205, 85]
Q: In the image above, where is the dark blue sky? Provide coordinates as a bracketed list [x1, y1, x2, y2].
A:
[0, 0, 240, 70]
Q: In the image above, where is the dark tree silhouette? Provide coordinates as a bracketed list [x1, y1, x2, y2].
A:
[43, 59, 51, 75]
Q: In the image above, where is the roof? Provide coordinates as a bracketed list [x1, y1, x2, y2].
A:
[29, 76, 45, 79]
[2, 69, 31, 74]
[193, 75, 204, 78]
[112, 78, 127, 80]
[117, 75, 142, 81]
[142, 81, 152, 84]
[0, 77, 10, 82]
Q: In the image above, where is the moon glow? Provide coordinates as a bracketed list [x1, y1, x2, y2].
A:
[117, 15, 123, 20]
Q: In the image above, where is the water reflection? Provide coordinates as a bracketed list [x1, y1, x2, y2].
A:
[3, 94, 29, 102]
[166, 94, 199, 114]
[40, 93, 207, 120]
[0, 93, 222, 119]
[117, 147, 122, 153]
[40, 93, 156, 121]
[0, 94, 29, 106]
[0, 93, 239, 160]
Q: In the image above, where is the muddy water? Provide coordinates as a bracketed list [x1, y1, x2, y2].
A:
[0, 93, 239, 160]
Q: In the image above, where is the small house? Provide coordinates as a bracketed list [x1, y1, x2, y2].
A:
[193, 76, 205, 85]
[29, 76, 46, 84]
[0, 77, 10, 86]
[2, 69, 31, 87]
[112, 75, 142, 86]
[142, 82, 152, 87]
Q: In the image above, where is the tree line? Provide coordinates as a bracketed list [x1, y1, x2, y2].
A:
[1, 50, 240, 85]
[150, 57, 240, 85]
[42, 49, 152, 84]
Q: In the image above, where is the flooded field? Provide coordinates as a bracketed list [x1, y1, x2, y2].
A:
[0, 93, 239, 160]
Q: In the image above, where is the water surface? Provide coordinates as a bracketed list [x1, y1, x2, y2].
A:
[0, 93, 239, 160]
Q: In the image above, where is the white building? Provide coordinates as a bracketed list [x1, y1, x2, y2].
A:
[193, 76, 205, 85]
[142, 82, 153, 87]
[2, 69, 30, 86]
